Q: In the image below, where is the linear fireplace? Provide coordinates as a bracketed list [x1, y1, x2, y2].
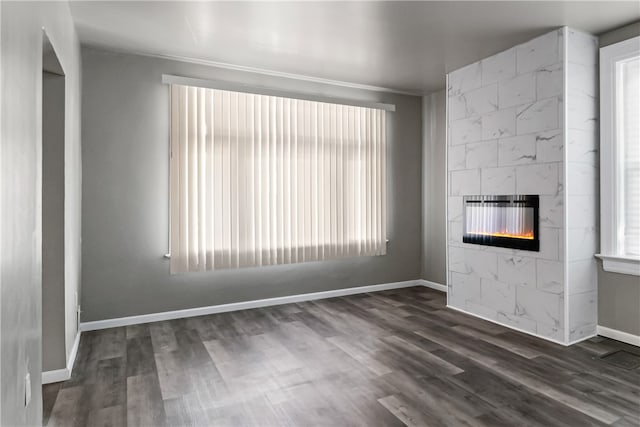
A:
[463, 195, 539, 251]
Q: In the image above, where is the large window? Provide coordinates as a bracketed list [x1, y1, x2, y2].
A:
[599, 36, 640, 275]
[168, 82, 387, 273]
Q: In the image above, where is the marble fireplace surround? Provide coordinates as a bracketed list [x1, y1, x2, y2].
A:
[446, 27, 599, 345]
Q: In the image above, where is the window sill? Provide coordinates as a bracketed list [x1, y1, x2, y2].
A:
[595, 254, 640, 276]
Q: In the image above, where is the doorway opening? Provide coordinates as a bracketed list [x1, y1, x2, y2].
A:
[41, 29, 66, 424]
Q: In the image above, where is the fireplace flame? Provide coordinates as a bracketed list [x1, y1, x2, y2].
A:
[467, 230, 535, 240]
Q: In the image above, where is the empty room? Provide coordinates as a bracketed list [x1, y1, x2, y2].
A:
[2, 1, 640, 426]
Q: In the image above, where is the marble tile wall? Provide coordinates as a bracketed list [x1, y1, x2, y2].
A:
[447, 28, 599, 345]
[566, 29, 599, 343]
[448, 28, 566, 342]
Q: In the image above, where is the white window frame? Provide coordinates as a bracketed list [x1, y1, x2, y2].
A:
[597, 36, 640, 276]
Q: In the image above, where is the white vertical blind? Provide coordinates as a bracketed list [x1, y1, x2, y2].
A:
[169, 84, 387, 273]
[619, 56, 640, 256]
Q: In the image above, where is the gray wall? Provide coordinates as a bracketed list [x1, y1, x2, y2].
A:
[81, 47, 422, 322]
[421, 91, 447, 284]
[597, 21, 640, 337]
[0, 2, 82, 425]
[597, 264, 640, 336]
[42, 71, 67, 371]
[598, 20, 640, 47]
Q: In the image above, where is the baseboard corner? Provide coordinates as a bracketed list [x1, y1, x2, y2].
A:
[417, 279, 447, 293]
[43, 330, 82, 385]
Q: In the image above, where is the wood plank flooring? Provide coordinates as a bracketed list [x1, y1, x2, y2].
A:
[43, 287, 640, 426]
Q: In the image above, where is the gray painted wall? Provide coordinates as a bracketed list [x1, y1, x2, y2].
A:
[0, 2, 82, 425]
[42, 71, 67, 372]
[80, 47, 422, 322]
[598, 20, 640, 47]
[597, 21, 640, 336]
[597, 264, 640, 336]
[421, 91, 447, 285]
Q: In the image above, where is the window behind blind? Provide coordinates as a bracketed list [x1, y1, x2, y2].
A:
[619, 56, 639, 256]
[169, 84, 387, 273]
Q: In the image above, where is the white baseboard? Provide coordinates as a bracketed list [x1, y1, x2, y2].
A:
[42, 368, 69, 385]
[417, 279, 447, 293]
[42, 331, 82, 385]
[68, 329, 82, 371]
[81, 279, 442, 332]
[597, 325, 640, 347]
[446, 304, 568, 346]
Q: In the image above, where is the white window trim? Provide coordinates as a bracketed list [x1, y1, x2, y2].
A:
[595, 254, 640, 276]
[597, 35, 640, 276]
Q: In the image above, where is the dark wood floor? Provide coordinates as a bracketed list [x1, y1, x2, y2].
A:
[44, 287, 640, 426]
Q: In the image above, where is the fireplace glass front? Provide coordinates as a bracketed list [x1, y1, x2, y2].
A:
[462, 195, 539, 251]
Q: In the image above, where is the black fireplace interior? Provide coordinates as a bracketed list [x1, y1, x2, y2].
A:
[462, 195, 539, 251]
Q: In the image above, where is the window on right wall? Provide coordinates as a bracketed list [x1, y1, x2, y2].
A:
[598, 35, 640, 275]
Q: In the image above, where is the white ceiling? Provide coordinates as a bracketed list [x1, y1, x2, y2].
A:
[69, 1, 640, 94]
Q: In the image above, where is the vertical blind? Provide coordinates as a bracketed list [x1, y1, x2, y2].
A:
[620, 56, 639, 256]
[169, 84, 387, 273]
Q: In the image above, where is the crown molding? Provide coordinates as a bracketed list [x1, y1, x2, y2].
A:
[81, 44, 423, 97]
